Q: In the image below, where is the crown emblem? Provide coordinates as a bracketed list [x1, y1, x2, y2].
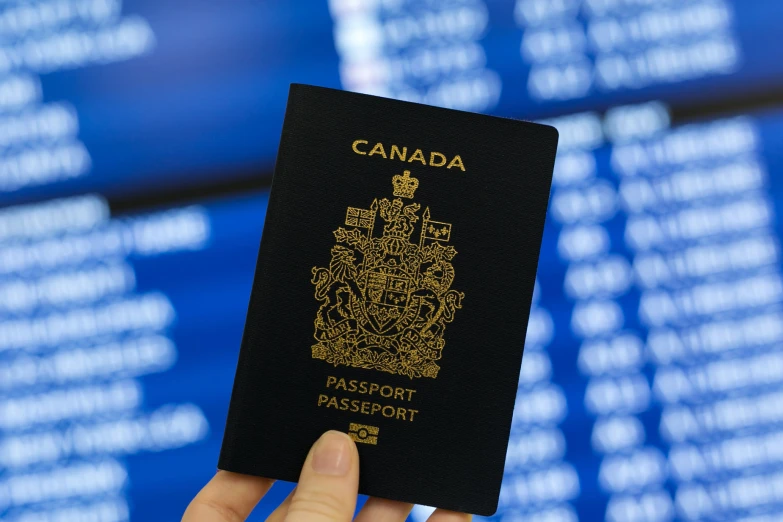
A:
[392, 170, 419, 198]
[311, 170, 464, 379]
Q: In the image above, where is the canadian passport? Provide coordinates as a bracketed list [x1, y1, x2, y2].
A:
[219, 84, 558, 515]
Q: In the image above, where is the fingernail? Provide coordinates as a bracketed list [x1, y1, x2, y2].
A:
[312, 431, 352, 476]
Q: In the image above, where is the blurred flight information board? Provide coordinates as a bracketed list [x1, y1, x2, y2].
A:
[1, 1, 783, 521]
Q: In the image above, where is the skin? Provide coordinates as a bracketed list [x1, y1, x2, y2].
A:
[182, 431, 471, 522]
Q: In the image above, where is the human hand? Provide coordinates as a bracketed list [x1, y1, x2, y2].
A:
[182, 430, 471, 522]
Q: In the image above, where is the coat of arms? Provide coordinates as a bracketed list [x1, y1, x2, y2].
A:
[311, 170, 465, 379]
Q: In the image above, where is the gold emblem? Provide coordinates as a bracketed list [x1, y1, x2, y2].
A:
[311, 170, 465, 379]
[349, 423, 379, 445]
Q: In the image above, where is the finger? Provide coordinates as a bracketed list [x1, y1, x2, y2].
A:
[182, 470, 274, 522]
[354, 497, 413, 522]
[428, 509, 472, 522]
[264, 487, 295, 522]
[284, 430, 359, 522]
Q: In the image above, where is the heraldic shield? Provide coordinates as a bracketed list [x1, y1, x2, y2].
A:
[311, 170, 465, 379]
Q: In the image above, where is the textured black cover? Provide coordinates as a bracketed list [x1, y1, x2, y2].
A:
[219, 84, 558, 515]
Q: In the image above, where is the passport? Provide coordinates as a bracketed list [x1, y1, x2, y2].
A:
[218, 84, 558, 515]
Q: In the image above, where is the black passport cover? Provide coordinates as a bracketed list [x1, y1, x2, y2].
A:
[219, 84, 558, 515]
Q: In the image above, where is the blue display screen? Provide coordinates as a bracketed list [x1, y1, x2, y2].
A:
[1, 1, 783, 521]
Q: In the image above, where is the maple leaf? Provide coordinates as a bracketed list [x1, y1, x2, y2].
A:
[334, 227, 368, 250]
[442, 246, 457, 260]
[333, 227, 350, 243]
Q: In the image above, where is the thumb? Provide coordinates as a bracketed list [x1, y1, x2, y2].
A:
[285, 431, 360, 522]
